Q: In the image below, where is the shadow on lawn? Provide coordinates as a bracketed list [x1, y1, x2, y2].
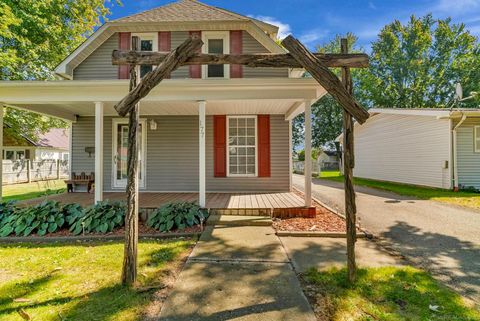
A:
[302, 266, 479, 321]
[0, 240, 191, 321]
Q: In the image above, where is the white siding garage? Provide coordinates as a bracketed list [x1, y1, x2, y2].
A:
[351, 112, 452, 189]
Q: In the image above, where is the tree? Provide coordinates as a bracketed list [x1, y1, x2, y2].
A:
[294, 34, 363, 152]
[0, 0, 119, 140]
[358, 14, 480, 108]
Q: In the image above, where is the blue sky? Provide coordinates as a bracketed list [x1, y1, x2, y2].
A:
[106, 0, 480, 49]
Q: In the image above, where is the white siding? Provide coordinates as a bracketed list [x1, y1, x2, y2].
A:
[353, 113, 451, 189]
[456, 118, 480, 189]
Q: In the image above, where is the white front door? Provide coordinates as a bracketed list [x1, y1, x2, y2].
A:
[112, 119, 147, 189]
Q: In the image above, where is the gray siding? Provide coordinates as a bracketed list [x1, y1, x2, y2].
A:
[242, 32, 289, 78]
[71, 114, 290, 192]
[457, 118, 480, 189]
[72, 31, 288, 80]
[73, 34, 118, 80]
[170, 31, 190, 79]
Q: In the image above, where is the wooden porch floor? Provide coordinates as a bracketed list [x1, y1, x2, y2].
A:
[21, 191, 306, 209]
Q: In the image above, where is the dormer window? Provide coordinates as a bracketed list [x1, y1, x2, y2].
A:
[202, 31, 230, 79]
[132, 33, 158, 78]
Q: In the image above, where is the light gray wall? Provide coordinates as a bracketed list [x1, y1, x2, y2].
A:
[72, 31, 288, 79]
[73, 34, 119, 80]
[352, 113, 451, 189]
[71, 115, 290, 192]
[457, 118, 480, 189]
[242, 32, 289, 78]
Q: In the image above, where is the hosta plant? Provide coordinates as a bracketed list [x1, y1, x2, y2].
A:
[0, 200, 65, 237]
[69, 201, 125, 235]
[0, 201, 17, 223]
[147, 202, 207, 232]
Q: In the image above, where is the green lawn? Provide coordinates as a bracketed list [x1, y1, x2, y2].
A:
[0, 239, 194, 321]
[304, 266, 480, 321]
[319, 171, 480, 210]
[2, 180, 66, 202]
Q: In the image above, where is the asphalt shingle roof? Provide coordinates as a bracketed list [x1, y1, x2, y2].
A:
[114, 0, 249, 23]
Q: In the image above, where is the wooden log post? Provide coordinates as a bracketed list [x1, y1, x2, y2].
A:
[341, 38, 357, 283]
[281, 35, 369, 124]
[112, 51, 370, 69]
[114, 37, 203, 117]
[121, 36, 140, 286]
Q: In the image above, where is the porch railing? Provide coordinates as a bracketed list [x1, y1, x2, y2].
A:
[2, 159, 69, 185]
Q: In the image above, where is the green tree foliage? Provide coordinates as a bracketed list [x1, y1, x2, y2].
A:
[0, 0, 119, 140]
[358, 14, 480, 108]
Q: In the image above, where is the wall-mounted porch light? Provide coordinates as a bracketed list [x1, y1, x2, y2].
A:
[149, 119, 157, 130]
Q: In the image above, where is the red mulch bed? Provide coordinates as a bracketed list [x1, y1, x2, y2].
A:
[4, 222, 202, 238]
[272, 190, 347, 232]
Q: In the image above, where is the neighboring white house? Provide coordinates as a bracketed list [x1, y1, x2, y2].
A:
[3, 126, 69, 161]
[338, 108, 480, 190]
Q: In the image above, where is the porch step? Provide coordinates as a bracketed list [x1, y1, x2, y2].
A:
[210, 208, 272, 216]
[207, 215, 272, 226]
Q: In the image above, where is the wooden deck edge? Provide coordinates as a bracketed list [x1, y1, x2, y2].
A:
[276, 231, 368, 238]
[0, 232, 201, 243]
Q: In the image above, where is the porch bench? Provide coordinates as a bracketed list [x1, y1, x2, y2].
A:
[65, 172, 95, 193]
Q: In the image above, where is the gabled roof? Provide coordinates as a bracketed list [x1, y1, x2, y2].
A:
[114, 0, 278, 34]
[3, 125, 69, 149]
[55, 0, 284, 79]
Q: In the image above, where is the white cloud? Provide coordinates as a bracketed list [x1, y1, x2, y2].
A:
[298, 29, 329, 45]
[368, 1, 377, 10]
[248, 15, 291, 39]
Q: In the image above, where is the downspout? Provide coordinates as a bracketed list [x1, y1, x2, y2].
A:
[452, 113, 467, 191]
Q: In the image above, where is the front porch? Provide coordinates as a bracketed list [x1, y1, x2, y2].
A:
[21, 191, 312, 216]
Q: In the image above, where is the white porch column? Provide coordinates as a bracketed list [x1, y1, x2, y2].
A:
[198, 101, 206, 207]
[0, 106, 3, 201]
[94, 102, 104, 203]
[304, 100, 312, 207]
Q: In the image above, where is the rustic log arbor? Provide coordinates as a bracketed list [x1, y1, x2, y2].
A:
[113, 35, 369, 285]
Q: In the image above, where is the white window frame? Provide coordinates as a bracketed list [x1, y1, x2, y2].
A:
[3, 148, 26, 160]
[475, 126, 480, 153]
[226, 115, 257, 177]
[201, 31, 230, 79]
[111, 118, 148, 189]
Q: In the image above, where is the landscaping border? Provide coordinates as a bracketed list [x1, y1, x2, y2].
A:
[276, 230, 367, 238]
[292, 186, 373, 238]
[0, 232, 201, 243]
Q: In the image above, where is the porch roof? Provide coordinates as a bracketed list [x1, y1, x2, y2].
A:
[0, 78, 325, 122]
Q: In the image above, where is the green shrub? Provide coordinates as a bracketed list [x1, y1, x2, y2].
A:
[69, 201, 125, 235]
[0, 200, 66, 237]
[0, 201, 17, 223]
[147, 202, 207, 232]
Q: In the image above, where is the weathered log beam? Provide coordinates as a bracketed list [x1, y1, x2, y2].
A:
[281, 35, 370, 124]
[112, 50, 369, 68]
[121, 37, 140, 286]
[341, 38, 357, 284]
[114, 37, 204, 117]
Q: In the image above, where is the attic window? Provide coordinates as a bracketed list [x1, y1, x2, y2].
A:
[132, 33, 158, 78]
[202, 31, 230, 79]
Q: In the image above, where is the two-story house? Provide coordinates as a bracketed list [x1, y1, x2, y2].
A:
[0, 0, 325, 212]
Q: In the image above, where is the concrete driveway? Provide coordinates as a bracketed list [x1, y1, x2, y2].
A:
[293, 174, 480, 302]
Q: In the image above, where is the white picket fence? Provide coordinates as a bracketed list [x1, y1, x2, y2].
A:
[2, 160, 69, 185]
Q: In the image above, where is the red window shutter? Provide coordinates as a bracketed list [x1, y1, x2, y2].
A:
[189, 31, 202, 78]
[158, 32, 171, 78]
[214, 115, 227, 177]
[230, 30, 243, 78]
[118, 32, 131, 79]
[257, 115, 271, 177]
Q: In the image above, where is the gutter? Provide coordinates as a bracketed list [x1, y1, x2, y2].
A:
[452, 112, 467, 190]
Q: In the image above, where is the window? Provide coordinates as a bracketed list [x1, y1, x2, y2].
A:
[202, 32, 230, 79]
[3, 149, 26, 160]
[475, 126, 480, 153]
[132, 33, 158, 78]
[227, 116, 256, 176]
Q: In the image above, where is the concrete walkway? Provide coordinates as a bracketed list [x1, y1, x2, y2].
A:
[293, 174, 480, 302]
[159, 223, 316, 320]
